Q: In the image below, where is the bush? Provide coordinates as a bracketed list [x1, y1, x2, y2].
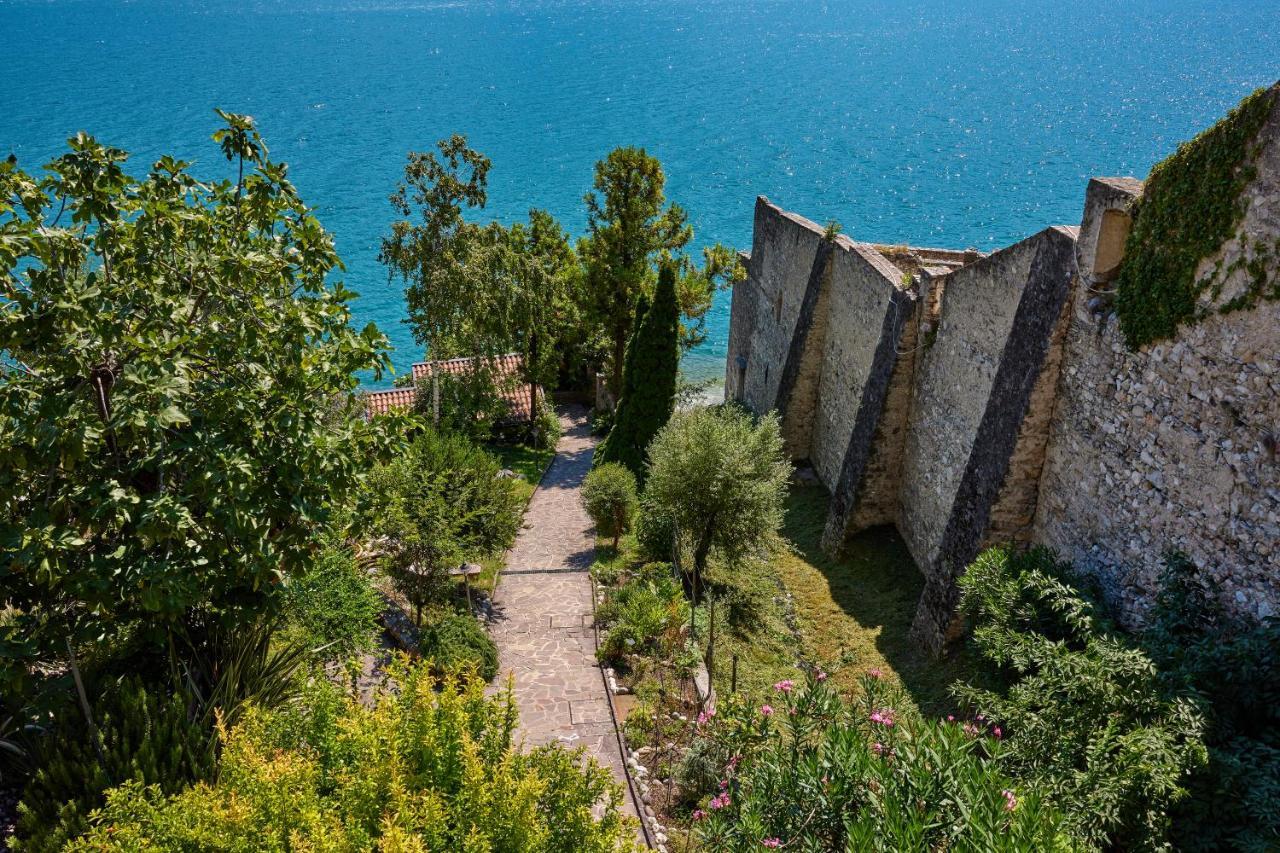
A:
[69, 662, 640, 851]
[12, 680, 212, 853]
[581, 462, 637, 550]
[282, 545, 382, 662]
[418, 613, 500, 682]
[596, 571, 685, 667]
[955, 546, 1208, 851]
[1144, 554, 1280, 852]
[693, 671, 1069, 851]
[534, 395, 562, 449]
[634, 497, 676, 563]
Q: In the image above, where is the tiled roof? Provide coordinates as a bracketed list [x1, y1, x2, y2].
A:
[365, 353, 535, 422]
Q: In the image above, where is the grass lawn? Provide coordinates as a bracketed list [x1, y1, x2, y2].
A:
[774, 484, 985, 716]
[470, 441, 555, 593]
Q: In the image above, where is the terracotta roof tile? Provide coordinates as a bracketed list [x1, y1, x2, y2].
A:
[366, 353, 536, 422]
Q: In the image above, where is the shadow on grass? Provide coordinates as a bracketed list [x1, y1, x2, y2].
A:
[779, 484, 994, 717]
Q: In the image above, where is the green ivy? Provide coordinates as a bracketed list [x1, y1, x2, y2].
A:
[1115, 85, 1276, 348]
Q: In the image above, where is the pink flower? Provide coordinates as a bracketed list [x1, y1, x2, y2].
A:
[869, 709, 895, 727]
[1002, 789, 1017, 812]
[762, 839, 782, 849]
[728, 754, 742, 770]
[992, 726, 1003, 740]
[692, 809, 708, 821]
[773, 679, 795, 693]
[867, 668, 883, 679]
[962, 722, 980, 737]
[946, 715, 955, 722]
[816, 670, 828, 681]
[760, 704, 774, 717]
[719, 779, 729, 791]
[697, 709, 715, 727]
[872, 742, 885, 755]
[709, 792, 732, 810]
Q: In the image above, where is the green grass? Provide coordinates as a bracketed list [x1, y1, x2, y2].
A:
[774, 484, 985, 716]
[486, 441, 555, 507]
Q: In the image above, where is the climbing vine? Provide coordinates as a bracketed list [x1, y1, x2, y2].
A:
[1115, 84, 1277, 349]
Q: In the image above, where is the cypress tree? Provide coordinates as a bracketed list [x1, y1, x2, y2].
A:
[595, 264, 679, 481]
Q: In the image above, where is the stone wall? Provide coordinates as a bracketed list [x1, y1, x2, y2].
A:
[1034, 99, 1280, 625]
[725, 89, 1280, 646]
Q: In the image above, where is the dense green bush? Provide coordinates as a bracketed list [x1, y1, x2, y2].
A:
[693, 671, 1069, 851]
[533, 395, 562, 449]
[955, 546, 1208, 851]
[13, 680, 212, 853]
[596, 569, 685, 667]
[70, 661, 639, 851]
[581, 462, 637, 550]
[1144, 554, 1280, 852]
[281, 544, 382, 662]
[418, 613, 500, 682]
[634, 497, 676, 563]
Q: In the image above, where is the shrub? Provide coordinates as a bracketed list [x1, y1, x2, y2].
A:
[533, 394, 562, 449]
[596, 571, 685, 667]
[12, 680, 212, 853]
[693, 671, 1069, 851]
[955, 546, 1208, 851]
[418, 613, 500, 682]
[634, 497, 676, 563]
[282, 544, 382, 662]
[581, 462, 637, 550]
[1144, 554, 1280, 852]
[69, 661, 640, 851]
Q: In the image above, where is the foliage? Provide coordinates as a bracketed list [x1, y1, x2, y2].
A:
[12, 679, 212, 853]
[579, 147, 742, 397]
[1115, 84, 1277, 347]
[693, 671, 1070, 852]
[381, 135, 576, 400]
[418, 613, 499, 682]
[645, 406, 791, 591]
[1143, 553, 1280, 852]
[595, 263, 679, 481]
[0, 113, 402, 701]
[581, 462, 638, 550]
[533, 394, 561, 449]
[413, 363, 514, 443]
[281, 544, 381, 663]
[634, 496, 676, 563]
[69, 661, 640, 851]
[596, 568, 686, 666]
[955, 546, 1208, 851]
[366, 426, 523, 558]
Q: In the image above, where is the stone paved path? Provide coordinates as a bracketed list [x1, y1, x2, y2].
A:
[489, 405, 643, 833]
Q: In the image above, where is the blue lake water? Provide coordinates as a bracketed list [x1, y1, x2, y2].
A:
[2, 0, 1277, 386]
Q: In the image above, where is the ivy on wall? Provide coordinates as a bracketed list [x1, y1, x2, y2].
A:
[1115, 84, 1277, 349]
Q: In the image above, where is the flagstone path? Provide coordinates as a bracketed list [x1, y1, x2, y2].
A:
[488, 405, 644, 834]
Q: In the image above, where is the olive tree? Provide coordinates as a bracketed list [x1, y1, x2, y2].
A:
[0, 112, 402, 698]
[644, 407, 791, 599]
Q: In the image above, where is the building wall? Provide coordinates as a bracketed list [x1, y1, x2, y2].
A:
[1034, 108, 1280, 625]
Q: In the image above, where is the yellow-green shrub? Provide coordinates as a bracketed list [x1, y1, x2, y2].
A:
[70, 660, 640, 852]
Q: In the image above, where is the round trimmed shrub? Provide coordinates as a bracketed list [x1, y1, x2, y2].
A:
[581, 462, 637, 549]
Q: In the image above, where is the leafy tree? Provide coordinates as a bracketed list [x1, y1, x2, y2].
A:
[0, 113, 400, 701]
[581, 463, 637, 551]
[281, 544, 382, 663]
[595, 263, 679, 480]
[645, 407, 791, 599]
[69, 661, 641, 851]
[385, 493, 463, 627]
[580, 146, 744, 396]
[381, 136, 575, 414]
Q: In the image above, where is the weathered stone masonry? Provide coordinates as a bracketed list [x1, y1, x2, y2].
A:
[726, 90, 1280, 649]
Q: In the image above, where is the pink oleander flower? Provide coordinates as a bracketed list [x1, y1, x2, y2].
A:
[697, 709, 715, 726]
[719, 779, 729, 791]
[1002, 789, 1017, 812]
[693, 809, 708, 821]
[709, 792, 732, 810]
[728, 754, 742, 770]
[962, 722, 980, 737]
[869, 709, 895, 727]
[762, 839, 782, 849]
[773, 679, 795, 693]
[816, 669, 828, 681]
[867, 668, 883, 679]
[760, 704, 774, 717]
[946, 715, 955, 722]
[993, 726, 1003, 739]
[872, 742, 885, 755]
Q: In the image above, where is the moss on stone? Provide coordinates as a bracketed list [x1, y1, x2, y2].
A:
[1115, 85, 1277, 349]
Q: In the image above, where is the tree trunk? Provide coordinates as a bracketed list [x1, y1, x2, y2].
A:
[692, 516, 716, 604]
